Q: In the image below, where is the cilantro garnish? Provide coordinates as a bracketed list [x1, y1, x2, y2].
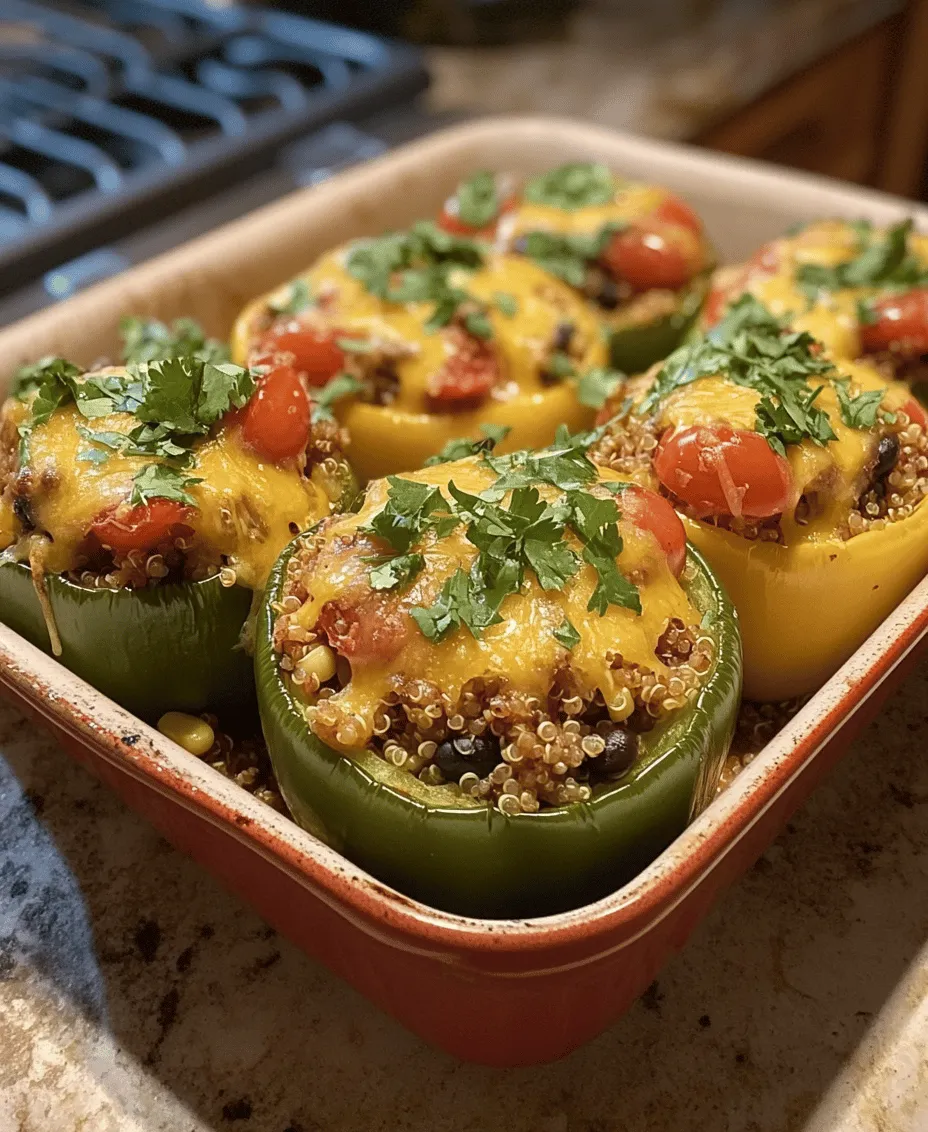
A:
[640, 296, 842, 454]
[553, 618, 581, 650]
[523, 163, 616, 211]
[833, 379, 885, 429]
[129, 464, 203, 507]
[576, 366, 624, 409]
[367, 552, 425, 592]
[11, 356, 81, 402]
[796, 219, 928, 297]
[493, 291, 518, 317]
[544, 353, 576, 381]
[268, 279, 313, 316]
[517, 225, 621, 288]
[455, 171, 500, 229]
[423, 423, 511, 467]
[311, 373, 365, 423]
[120, 316, 228, 365]
[366, 427, 640, 644]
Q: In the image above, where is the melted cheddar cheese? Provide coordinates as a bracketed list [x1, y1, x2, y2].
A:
[295, 459, 700, 749]
[2, 369, 339, 587]
[505, 183, 668, 243]
[293, 248, 607, 410]
[728, 220, 928, 361]
[657, 361, 911, 542]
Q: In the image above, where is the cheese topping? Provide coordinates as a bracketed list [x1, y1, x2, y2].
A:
[736, 220, 928, 361]
[295, 459, 700, 747]
[291, 248, 608, 410]
[657, 361, 911, 541]
[6, 378, 337, 587]
[506, 184, 667, 241]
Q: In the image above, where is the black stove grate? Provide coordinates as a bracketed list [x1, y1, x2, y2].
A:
[0, 0, 428, 293]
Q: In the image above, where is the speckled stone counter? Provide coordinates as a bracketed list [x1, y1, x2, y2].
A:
[2, 656, 927, 1131]
[427, 0, 904, 140]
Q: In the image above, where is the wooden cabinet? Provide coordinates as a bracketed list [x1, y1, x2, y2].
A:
[695, 1, 928, 200]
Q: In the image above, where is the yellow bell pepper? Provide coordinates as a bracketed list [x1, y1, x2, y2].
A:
[232, 248, 606, 481]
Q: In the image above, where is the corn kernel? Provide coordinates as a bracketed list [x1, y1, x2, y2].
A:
[294, 644, 337, 686]
[157, 712, 215, 757]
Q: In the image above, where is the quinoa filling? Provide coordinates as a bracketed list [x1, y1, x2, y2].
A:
[272, 528, 715, 815]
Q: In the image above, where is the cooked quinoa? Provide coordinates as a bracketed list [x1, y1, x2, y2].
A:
[272, 531, 716, 814]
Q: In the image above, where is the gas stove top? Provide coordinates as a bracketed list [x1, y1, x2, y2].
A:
[0, 0, 431, 323]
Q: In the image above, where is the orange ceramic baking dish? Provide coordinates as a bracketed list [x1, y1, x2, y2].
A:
[1, 119, 927, 1067]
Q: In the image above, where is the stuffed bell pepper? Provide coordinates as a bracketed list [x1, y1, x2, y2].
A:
[0, 354, 355, 721]
[438, 163, 714, 373]
[231, 222, 614, 482]
[256, 433, 741, 917]
[704, 218, 928, 385]
[592, 295, 928, 701]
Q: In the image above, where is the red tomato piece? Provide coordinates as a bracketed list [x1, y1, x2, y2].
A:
[602, 222, 704, 292]
[749, 241, 781, 274]
[241, 364, 311, 463]
[904, 397, 928, 430]
[91, 498, 192, 555]
[653, 193, 703, 235]
[438, 190, 516, 238]
[653, 424, 793, 520]
[619, 484, 687, 576]
[257, 325, 346, 388]
[426, 333, 500, 409]
[860, 289, 928, 357]
[316, 599, 408, 666]
[702, 286, 729, 329]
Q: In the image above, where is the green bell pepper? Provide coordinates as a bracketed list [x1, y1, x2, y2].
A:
[608, 270, 711, 374]
[255, 538, 742, 919]
[0, 462, 359, 725]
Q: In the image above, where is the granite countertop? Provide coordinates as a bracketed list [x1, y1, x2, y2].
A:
[1, 661, 927, 1131]
[427, 0, 904, 140]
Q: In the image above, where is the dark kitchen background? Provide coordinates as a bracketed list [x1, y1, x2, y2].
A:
[0, 0, 925, 325]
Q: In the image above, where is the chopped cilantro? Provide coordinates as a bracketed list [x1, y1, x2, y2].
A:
[133, 357, 255, 434]
[553, 618, 581, 650]
[129, 464, 202, 507]
[361, 476, 457, 555]
[464, 309, 493, 339]
[268, 279, 313, 316]
[856, 297, 878, 326]
[576, 366, 624, 409]
[336, 337, 374, 353]
[368, 552, 425, 591]
[640, 296, 841, 454]
[11, 356, 81, 401]
[833, 379, 885, 430]
[423, 423, 511, 466]
[517, 225, 621, 288]
[311, 373, 365, 423]
[523, 163, 616, 211]
[493, 291, 518, 317]
[455, 171, 500, 229]
[545, 353, 576, 381]
[77, 448, 109, 466]
[120, 316, 228, 365]
[796, 219, 928, 297]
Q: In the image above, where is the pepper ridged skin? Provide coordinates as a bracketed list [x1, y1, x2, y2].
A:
[255, 536, 742, 919]
[607, 269, 711, 375]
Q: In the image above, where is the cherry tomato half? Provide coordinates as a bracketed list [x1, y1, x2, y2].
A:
[241, 364, 311, 463]
[316, 599, 408, 666]
[602, 222, 704, 292]
[438, 189, 516, 238]
[91, 498, 192, 555]
[702, 285, 730, 329]
[653, 194, 703, 235]
[426, 334, 500, 409]
[904, 397, 928, 430]
[653, 424, 793, 520]
[860, 289, 928, 357]
[619, 484, 687, 577]
[257, 325, 346, 388]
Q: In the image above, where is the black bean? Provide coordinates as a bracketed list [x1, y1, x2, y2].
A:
[874, 433, 899, 481]
[592, 729, 639, 780]
[552, 321, 575, 352]
[434, 733, 499, 783]
[12, 495, 34, 531]
[595, 277, 620, 310]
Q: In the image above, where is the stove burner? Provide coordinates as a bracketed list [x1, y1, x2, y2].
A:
[0, 0, 427, 293]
